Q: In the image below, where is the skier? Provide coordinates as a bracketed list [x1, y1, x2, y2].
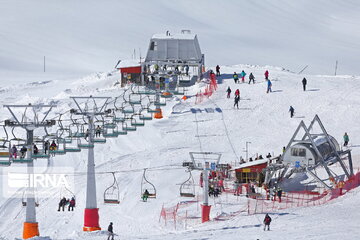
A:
[20, 145, 27, 159]
[58, 197, 67, 211]
[277, 187, 283, 202]
[107, 222, 114, 240]
[235, 89, 240, 97]
[226, 87, 232, 98]
[302, 77, 307, 91]
[233, 72, 239, 84]
[248, 72, 255, 84]
[44, 140, 50, 154]
[68, 197, 75, 211]
[33, 144, 39, 155]
[241, 70, 246, 83]
[282, 146, 286, 153]
[84, 129, 90, 141]
[234, 95, 240, 109]
[185, 65, 189, 76]
[142, 189, 149, 202]
[95, 125, 102, 138]
[343, 132, 349, 147]
[50, 140, 57, 156]
[289, 106, 295, 118]
[264, 70, 269, 80]
[263, 213, 272, 231]
[11, 145, 17, 159]
[266, 79, 272, 93]
[216, 65, 220, 76]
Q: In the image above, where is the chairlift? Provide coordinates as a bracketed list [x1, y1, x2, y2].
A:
[139, 108, 153, 121]
[32, 137, 50, 159]
[104, 172, 120, 204]
[131, 114, 145, 127]
[22, 190, 40, 207]
[141, 168, 156, 199]
[122, 122, 136, 132]
[0, 140, 11, 166]
[59, 184, 75, 200]
[129, 92, 142, 105]
[64, 138, 82, 153]
[179, 170, 196, 198]
[121, 102, 135, 114]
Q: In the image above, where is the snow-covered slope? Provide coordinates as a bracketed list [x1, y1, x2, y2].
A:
[1, 0, 360, 79]
[0, 64, 359, 239]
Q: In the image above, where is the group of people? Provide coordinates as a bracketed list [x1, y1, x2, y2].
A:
[9, 140, 58, 159]
[57, 196, 76, 211]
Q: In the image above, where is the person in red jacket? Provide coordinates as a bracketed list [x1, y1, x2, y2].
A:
[264, 70, 269, 80]
[235, 89, 240, 97]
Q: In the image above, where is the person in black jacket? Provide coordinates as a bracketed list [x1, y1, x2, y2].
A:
[302, 77, 307, 91]
[248, 72, 255, 84]
[107, 222, 114, 240]
[58, 197, 67, 211]
[263, 213, 272, 231]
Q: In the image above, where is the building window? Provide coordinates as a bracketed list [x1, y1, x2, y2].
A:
[291, 148, 306, 157]
[150, 41, 157, 51]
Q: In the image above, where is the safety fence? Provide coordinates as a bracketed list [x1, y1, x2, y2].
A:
[159, 196, 202, 230]
[248, 171, 360, 215]
[195, 71, 218, 104]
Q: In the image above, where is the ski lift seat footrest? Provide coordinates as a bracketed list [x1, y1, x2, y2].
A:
[13, 158, 33, 163]
[78, 144, 95, 149]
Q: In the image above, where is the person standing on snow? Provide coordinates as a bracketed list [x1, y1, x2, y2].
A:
[233, 72, 239, 84]
[241, 70, 246, 83]
[263, 214, 272, 231]
[289, 106, 295, 118]
[343, 132, 349, 147]
[266, 79, 272, 93]
[249, 72, 255, 84]
[226, 87, 232, 98]
[234, 95, 240, 109]
[216, 65, 221, 76]
[235, 89, 240, 97]
[107, 222, 114, 240]
[264, 70, 269, 80]
[302, 77, 307, 91]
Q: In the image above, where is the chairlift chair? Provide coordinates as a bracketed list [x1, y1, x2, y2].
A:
[0, 144, 11, 166]
[141, 169, 156, 199]
[32, 137, 50, 159]
[104, 172, 120, 204]
[129, 93, 142, 105]
[122, 122, 136, 132]
[103, 124, 120, 138]
[131, 114, 145, 127]
[64, 138, 82, 153]
[179, 170, 196, 198]
[22, 190, 40, 207]
[121, 102, 135, 114]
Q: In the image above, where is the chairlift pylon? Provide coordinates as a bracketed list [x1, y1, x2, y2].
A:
[22, 190, 40, 207]
[104, 172, 120, 204]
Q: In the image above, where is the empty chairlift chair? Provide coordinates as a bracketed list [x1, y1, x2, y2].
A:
[104, 172, 120, 204]
[141, 169, 157, 199]
[179, 170, 196, 198]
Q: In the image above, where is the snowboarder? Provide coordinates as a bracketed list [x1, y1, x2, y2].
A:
[289, 106, 295, 118]
[248, 72, 255, 84]
[10, 145, 17, 159]
[263, 213, 272, 231]
[20, 145, 27, 159]
[107, 222, 114, 240]
[266, 79, 272, 93]
[216, 65, 220, 76]
[58, 197, 67, 211]
[343, 132, 349, 147]
[142, 189, 149, 202]
[264, 70, 269, 80]
[95, 125, 102, 137]
[68, 197, 75, 211]
[241, 70, 246, 83]
[33, 144, 39, 155]
[234, 95, 240, 109]
[302, 77, 307, 91]
[226, 87, 232, 98]
[233, 72, 239, 84]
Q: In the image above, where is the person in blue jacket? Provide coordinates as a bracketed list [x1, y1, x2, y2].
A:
[266, 79, 272, 93]
[241, 70, 246, 83]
